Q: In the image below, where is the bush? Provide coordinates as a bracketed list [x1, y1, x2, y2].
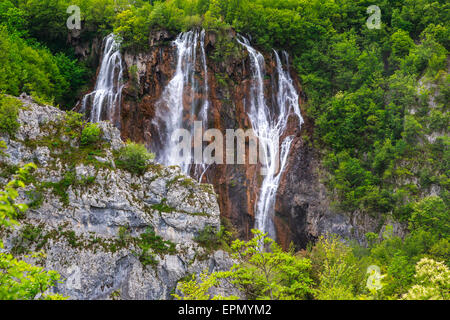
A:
[136, 227, 176, 267]
[0, 95, 21, 137]
[80, 123, 101, 146]
[306, 235, 364, 299]
[402, 258, 450, 300]
[409, 196, 449, 237]
[0, 163, 65, 300]
[194, 226, 221, 250]
[64, 111, 84, 139]
[114, 141, 155, 175]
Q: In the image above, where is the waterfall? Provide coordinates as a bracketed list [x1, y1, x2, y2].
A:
[150, 30, 302, 240]
[237, 36, 303, 239]
[153, 30, 210, 179]
[81, 34, 124, 126]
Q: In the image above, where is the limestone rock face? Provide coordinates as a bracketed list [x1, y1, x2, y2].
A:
[0, 95, 237, 300]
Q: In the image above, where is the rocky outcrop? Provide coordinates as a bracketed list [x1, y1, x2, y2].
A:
[0, 94, 236, 300]
[117, 29, 303, 242]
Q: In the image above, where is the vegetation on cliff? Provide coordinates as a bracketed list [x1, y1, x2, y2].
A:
[0, 163, 65, 300]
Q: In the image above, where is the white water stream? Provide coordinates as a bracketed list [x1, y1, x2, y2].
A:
[81, 34, 124, 126]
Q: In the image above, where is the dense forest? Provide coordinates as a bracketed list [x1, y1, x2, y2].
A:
[0, 0, 448, 300]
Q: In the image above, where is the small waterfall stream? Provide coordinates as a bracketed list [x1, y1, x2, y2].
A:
[81, 34, 124, 126]
[237, 36, 303, 239]
[153, 30, 210, 178]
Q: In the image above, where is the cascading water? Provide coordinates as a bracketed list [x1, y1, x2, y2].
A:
[81, 34, 124, 127]
[153, 30, 210, 179]
[150, 30, 302, 240]
[81, 30, 301, 241]
[237, 36, 303, 240]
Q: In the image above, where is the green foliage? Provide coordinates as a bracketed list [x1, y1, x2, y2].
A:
[0, 0, 448, 301]
[80, 123, 102, 146]
[222, 229, 313, 300]
[409, 196, 449, 237]
[176, 230, 314, 300]
[114, 141, 155, 175]
[0, 140, 7, 158]
[0, 0, 28, 38]
[0, 251, 65, 300]
[194, 226, 219, 249]
[136, 226, 176, 267]
[0, 26, 66, 105]
[173, 272, 239, 300]
[0, 2, 88, 106]
[0, 94, 21, 137]
[194, 225, 232, 251]
[0, 163, 36, 234]
[306, 236, 364, 300]
[64, 111, 84, 139]
[0, 163, 65, 300]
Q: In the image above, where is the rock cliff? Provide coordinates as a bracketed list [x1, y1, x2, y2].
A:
[0, 94, 235, 300]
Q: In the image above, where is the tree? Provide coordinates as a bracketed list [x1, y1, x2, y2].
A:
[173, 272, 239, 300]
[306, 236, 363, 300]
[409, 196, 449, 237]
[402, 258, 450, 300]
[219, 229, 313, 300]
[174, 230, 313, 300]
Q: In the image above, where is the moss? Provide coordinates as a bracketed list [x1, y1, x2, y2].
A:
[179, 178, 196, 189]
[0, 162, 19, 179]
[151, 198, 175, 213]
[11, 224, 46, 255]
[38, 170, 76, 206]
[110, 290, 121, 300]
[80, 123, 102, 146]
[27, 169, 97, 208]
[0, 95, 21, 137]
[20, 111, 113, 171]
[166, 175, 185, 188]
[194, 225, 220, 251]
[9, 223, 178, 262]
[210, 31, 244, 64]
[195, 220, 236, 254]
[25, 190, 44, 209]
[147, 162, 164, 176]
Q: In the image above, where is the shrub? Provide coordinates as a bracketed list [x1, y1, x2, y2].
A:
[115, 141, 155, 175]
[80, 123, 101, 146]
[0, 140, 7, 157]
[64, 111, 84, 139]
[402, 258, 450, 300]
[136, 227, 176, 267]
[194, 226, 221, 250]
[409, 196, 449, 236]
[306, 235, 364, 299]
[0, 95, 21, 137]
[0, 163, 65, 300]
